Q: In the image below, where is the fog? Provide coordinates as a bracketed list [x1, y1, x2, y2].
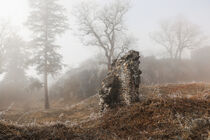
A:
[0, 0, 210, 109]
[43, 0, 210, 66]
[1, 0, 210, 67]
[0, 1, 210, 139]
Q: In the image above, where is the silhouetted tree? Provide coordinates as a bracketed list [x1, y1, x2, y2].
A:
[74, 0, 135, 70]
[1, 34, 29, 96]
[26, 77, 43, 94]
[151, 17, 205, 60]
[0, 20, 11, 73]
[26, 0, 68, 109]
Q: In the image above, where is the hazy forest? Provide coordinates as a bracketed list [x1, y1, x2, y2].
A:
[0, 0, 209, 139]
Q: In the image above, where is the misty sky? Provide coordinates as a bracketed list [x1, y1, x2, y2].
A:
[0, 0, 210, 68]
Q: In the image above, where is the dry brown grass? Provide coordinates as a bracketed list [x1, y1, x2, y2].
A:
[0, 83, 209, 140]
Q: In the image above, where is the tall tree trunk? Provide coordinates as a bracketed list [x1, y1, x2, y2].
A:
[168, 48, 173, 60]
[44, 21, 50, 109]
[44, 69, 50, 109]
[44, 45, 50, 109]
[107, 56, 112, 70]
[178, 48, 183, 60]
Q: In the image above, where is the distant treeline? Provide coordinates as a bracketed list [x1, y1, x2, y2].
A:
[142, 47, 210, 84]
[50, 59, 106, 101]
[141, 57, 209, 84]
[50, 46, 210, 100]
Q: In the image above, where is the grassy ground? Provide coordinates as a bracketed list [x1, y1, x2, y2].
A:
[0, 83, 209, 140]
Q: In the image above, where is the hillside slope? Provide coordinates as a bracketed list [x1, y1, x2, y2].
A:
[0, 83, 210, 140]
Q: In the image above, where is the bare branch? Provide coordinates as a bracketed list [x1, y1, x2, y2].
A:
[151, 17, 205, 60]
[74, 0, 133, 69]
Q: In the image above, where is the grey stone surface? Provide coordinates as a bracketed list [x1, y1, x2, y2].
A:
[99, 50, 142, 112]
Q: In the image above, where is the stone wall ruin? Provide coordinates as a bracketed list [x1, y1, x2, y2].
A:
[99, 50, 142, 112]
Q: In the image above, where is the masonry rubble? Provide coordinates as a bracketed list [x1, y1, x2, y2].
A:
[99, 50, 142, 112]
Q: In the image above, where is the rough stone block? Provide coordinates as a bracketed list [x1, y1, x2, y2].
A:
[99, 50, 142, 112]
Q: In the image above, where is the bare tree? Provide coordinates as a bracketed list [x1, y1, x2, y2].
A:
[0, 20, 11, 73]
[151, 17, 205, 60]
[1, 33, 29, 97]
[74, 0, 135, 70]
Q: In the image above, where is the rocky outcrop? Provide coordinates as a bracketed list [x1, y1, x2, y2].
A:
[99, 50, 142, 112]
